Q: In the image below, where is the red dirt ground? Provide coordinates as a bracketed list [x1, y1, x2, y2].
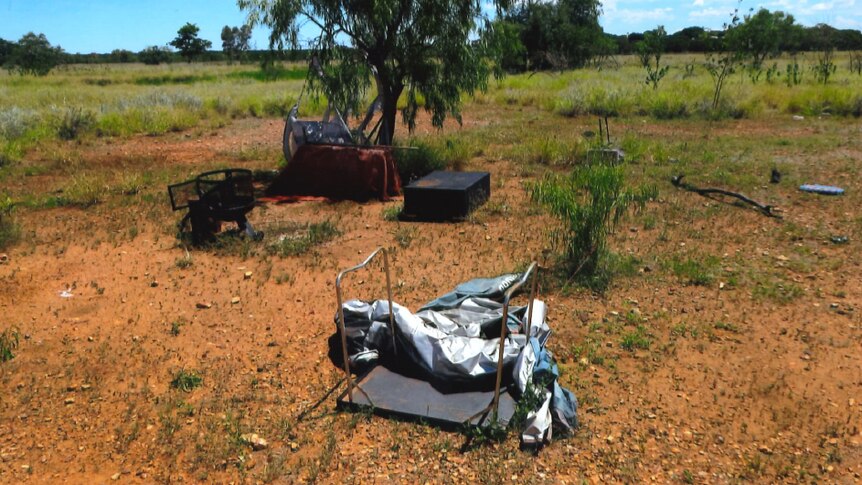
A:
[1, 108, 861, 484]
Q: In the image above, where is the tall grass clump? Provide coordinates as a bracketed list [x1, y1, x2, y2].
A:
[0, 107, 37, 141]
[555, 84, 631, 117]
[392, 141, 447, 183]
[0, 195, 20, 249]
[54, 106, 96, 140]
[531, 160, 655, 289]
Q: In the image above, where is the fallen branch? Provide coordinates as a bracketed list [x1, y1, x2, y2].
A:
[671, 175, 781, 218]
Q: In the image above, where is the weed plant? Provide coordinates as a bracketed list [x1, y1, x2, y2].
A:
[0, 327, 21, 362]
[170, 369, 203, 391]
[531, 159, 656, 289]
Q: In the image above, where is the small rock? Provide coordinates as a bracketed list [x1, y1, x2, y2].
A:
[230, 297, 241, 305]
[792, 115, 804, 121]
[149, 281, 158, 288]
[579, 357, 589, 366]
[64, 397, 75, 405]
[240, 433, 268, 451]
[244, 271, 253, 280]
[87, 336, 94, 342]
[196, 302, 212, 309]
[21, 464, 31, 473]
[289, 441, 299, 452]
[758, 445, 773, 455]
[0, 253, 8, 264]
[111, 472, 121, 480]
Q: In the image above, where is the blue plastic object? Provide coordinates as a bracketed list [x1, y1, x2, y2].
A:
[799, 184, 844, 195]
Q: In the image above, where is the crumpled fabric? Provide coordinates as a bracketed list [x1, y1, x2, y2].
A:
[335, 273, 578, 446]
[513, 338, 579, 447]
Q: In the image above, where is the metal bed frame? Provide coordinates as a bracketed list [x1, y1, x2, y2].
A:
[334, 247, 539, 428]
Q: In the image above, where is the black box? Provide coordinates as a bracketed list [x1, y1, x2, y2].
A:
[401, 171, 490, 221]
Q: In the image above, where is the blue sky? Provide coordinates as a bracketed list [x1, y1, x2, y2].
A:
[1, 0, 860, 54]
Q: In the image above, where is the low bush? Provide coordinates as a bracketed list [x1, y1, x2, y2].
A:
[531, 160, 655, 288]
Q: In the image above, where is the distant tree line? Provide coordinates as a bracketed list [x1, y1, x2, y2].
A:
[2, 7, 861, 76]
[492, 5, 862, 73]
[609, 17, 862, 55]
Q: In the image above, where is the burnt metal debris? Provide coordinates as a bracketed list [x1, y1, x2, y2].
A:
[168, 169, 262, 245]
[333, 249, 579, 449]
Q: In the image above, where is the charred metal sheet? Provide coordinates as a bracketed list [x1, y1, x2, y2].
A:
[337, 365, 516, 428]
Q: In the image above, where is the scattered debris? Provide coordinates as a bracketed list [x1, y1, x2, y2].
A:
[770, 169, 781, 184]
[671, 175, 781, 218]
[335, 250, 577, 449]
[240, 433, 268, 451]
[168, 169, 262, 245]
[799, 184, 844, 196]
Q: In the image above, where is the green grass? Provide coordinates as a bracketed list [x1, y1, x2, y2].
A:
[0, 327, 20, 362]
[664, 254, 720, 286]
[170, 369, 203, 392]
[620, 325, 651, 351]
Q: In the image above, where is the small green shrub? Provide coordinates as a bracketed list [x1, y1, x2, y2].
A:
[531, 161, 655, 287]
[0, 195, 20, 249]
[664, 255, 720, 286]
[55, 107, 95, 140]
[0, 327, 21, 362]
[620, 325, 651, 351]
[381, 204, 403, 221]
[392, 142, 447, 183]
[170, 369, 202, 391]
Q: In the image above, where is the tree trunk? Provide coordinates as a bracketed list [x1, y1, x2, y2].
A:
[374, 71, 402, 146]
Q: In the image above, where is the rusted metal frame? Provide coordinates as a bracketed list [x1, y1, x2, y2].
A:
[467, 262, 539, 425]
[335, 247, 395, 404]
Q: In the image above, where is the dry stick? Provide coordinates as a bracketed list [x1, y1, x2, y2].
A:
[671, 175, 782, 219]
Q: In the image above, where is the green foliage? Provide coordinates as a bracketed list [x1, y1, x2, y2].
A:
[240, 0, 504, 144]
[729, 8, 799, 72]
[850, 51, 862, 75]
[7, 32, 62, 76]
[813, 48, 837, 84]
[392, 142, 447, 183]
[785, 59, 803, 86]
[664, 255, 720, 286]
[530, 160, 655, 285]
[170, 369, 203, 391]
[0, 327, 20, 362]
[502, 0, 604, 71]
[170, 23, 212, 63]
[55, 106, 95, 140]
[0, 194, 19, 249]
[703, 11, 745, 111]
[221, 25, 252, 64]
[381, 204, 403, 221]
[620, 325, 651, 351]
[637, 26, 670, 90]
[138, 46, 173, 65]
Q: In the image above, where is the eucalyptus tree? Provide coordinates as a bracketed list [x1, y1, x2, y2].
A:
[239, 0, 510, 145]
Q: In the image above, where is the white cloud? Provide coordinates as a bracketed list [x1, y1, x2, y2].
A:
[606, 7, 674, 24]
